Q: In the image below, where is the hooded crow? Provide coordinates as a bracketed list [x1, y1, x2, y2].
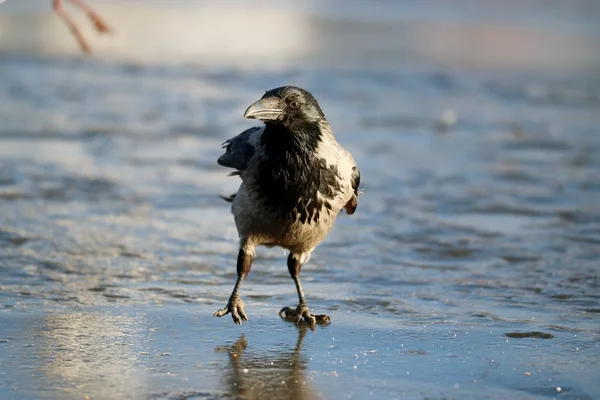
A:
[213, 86, 361, 326]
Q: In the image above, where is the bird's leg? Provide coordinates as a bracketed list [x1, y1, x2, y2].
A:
[67, 0, 112, 33]
[52, 0, 92, 55]
[214, 248, 253, 325]
[280, 253, 330, 326]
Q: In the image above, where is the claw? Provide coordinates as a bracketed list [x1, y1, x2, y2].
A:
[214, 296, 247, 325]
[279, 303, 330, 326]
[315, 314, 331, 323]
[279, 306, 294, 318]
[303, 312, 316, 326]
[213, 306, 229, 318]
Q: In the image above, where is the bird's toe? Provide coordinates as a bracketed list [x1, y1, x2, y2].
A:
[214, 295, 247, 325]
[315, 314, 331, 323]
[230, 296, 247, 325]
[239, 309, 248, 322]
[279, 303, 330, 326]
[302, 311, 317, 326]
[279, 306, 298, 318]
[231, 306, 247, 325]
[213, 306, 229, 318]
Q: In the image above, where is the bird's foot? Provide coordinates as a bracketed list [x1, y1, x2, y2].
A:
[213, 295, 248, 325]
[279, 302, 330, 326]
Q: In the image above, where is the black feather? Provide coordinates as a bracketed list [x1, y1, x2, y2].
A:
[256, 121, 341, 223]
[344, 165, 360, 215]
[217, 126, 261, 171]
[351, 165, 360, 196]
[220, 193, 236, 203]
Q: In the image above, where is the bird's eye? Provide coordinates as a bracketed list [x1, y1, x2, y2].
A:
[289, 99, 300, 110]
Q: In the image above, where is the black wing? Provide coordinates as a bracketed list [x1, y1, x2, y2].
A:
[344, 165, 361, 215]
[217, 126, 263, 171]
[217, 127, 262, 205]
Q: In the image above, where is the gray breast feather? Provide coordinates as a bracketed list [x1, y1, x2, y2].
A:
[217, 126, 263, 172]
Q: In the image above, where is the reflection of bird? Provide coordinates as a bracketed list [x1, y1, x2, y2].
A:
[52, 0, 111, 55]
[213, 86, 361, 326]
[215, 327, 314, 400]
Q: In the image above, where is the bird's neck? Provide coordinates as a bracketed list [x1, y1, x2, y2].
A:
[262, 121, 323, 156]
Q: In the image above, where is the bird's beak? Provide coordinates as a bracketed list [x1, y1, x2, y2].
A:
[243, 97, 283, 121]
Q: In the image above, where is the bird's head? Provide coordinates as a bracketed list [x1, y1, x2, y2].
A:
[243, 86, 325, 129]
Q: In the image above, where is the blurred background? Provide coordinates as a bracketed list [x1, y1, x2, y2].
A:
[2, 0, 600, 71]
[1, 1, 599, 399]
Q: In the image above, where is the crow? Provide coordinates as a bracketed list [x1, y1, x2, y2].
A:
[213, 86, 361, 326]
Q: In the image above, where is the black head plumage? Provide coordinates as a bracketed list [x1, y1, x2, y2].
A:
[260, 86, 325, 127]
